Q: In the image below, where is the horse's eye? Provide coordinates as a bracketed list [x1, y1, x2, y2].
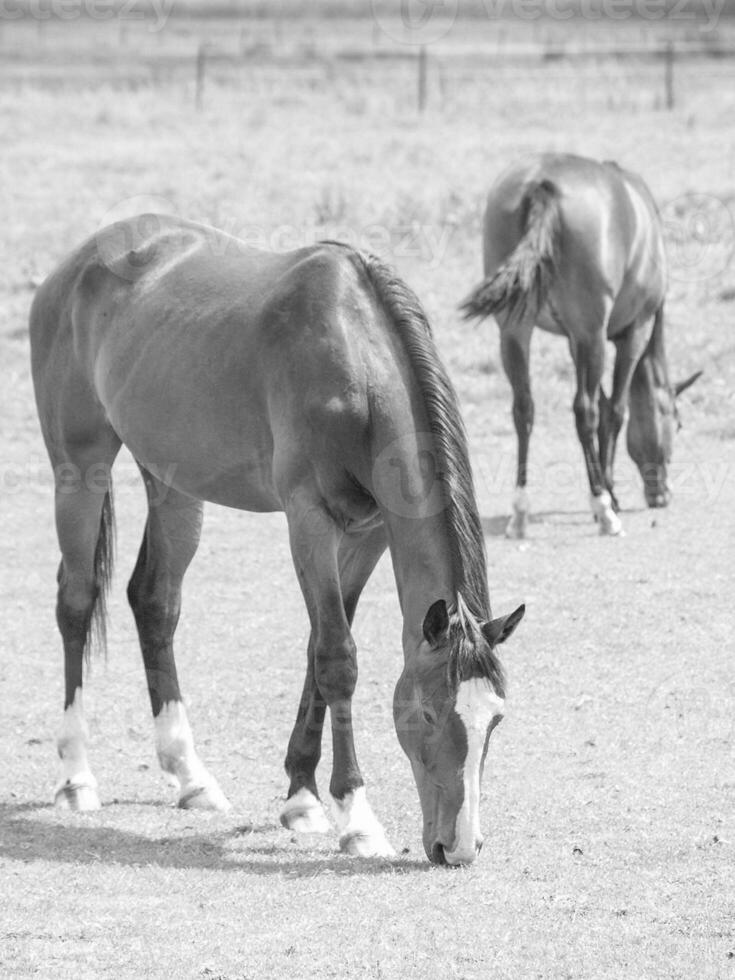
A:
[422, 709, 435, 726]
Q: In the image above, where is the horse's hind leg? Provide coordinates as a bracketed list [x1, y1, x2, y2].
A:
[127, 468, 229, 811]
[284, 498, 392, 857]
[499, 315, 534, 538]
[597, 387, 619, 511]
[281, 523, 387, 838]
[54, 435, 120, 810]
[569, 319, 622, 536]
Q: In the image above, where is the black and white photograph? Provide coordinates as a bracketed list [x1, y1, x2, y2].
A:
[0, 0, 732, 976]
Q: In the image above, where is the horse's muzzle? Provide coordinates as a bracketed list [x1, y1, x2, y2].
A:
[430, 838, 483, 867]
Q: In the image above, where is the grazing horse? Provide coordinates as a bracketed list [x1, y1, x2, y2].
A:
[30, 215, 524, 866]
[461, 153, 701, 537]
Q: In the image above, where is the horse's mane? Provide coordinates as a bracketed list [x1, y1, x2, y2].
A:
[323, 242, 505, 696]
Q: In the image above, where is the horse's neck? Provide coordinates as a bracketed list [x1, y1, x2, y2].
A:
[383, 511, 455, 648]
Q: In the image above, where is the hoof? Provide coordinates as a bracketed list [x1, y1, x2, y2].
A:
[505, 514, 527, 539]
[178, 781, 231, 812]
[331, 787, 394, 858]
[598, 511, 624, 536]
[280, 791, 331, 833]
[339, 830, 396, 859]
[54, 781, 101, 812]
[591, 491, 624, 537]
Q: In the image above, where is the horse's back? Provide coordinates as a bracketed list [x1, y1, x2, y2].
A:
[483, 153, 666, 334]
[30, 217, 398, 514]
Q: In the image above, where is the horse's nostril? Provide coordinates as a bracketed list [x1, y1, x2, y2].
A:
[431, 842, 447, 866]
[476, 838, 484, 854]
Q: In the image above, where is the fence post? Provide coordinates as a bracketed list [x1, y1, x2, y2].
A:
[195, 42, 207, 111]
[664, 41, 675, 110]
[418, 45, 428, 112]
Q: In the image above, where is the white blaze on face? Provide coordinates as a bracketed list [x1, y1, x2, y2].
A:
[446, 677, 504, 865]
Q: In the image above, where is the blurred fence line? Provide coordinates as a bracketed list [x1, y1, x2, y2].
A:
[1, 14, 735, 114]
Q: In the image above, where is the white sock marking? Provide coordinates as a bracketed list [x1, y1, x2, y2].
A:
[591, 491, 623, 536]
[154, 700, 228, 808]
[512, 486, 529, 514]
[506, 486, 530, 538]
[56, 688, 97, 794]
[331, 787, 394, 855]
[281, 788, 331, 832]
[448, 678, 505, 864]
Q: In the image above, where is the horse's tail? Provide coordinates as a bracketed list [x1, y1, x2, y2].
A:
[89, 485, 116, 659]
[460, 179, 561, 326]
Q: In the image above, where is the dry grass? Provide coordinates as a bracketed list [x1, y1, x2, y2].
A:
[1, 17, 734, 980]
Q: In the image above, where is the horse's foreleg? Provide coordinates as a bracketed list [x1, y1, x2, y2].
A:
[571, 336, 623, 536]
[128, 469, 229, 811]
[500, 319, 534, 538]
[280, 634, 331, 833]
[285, 504, 392, 857]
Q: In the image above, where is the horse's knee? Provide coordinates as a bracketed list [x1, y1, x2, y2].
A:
[606, 402, 626, 438]
[56, 567, 97, 639]
[573, 392, 598, 441]
[127, 573, 179, 633]
[314, 638, 357, 704]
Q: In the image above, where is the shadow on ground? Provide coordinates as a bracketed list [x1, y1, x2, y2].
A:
[481, 505, 647, 537]
[481, 510, 592, 536]
[0, 802, 427, 877]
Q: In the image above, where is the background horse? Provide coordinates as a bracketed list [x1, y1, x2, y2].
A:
[30, 215, 524, 867]
[461, 153, 701, 537]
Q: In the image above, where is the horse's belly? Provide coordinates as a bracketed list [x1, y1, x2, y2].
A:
[535, 305, 566, 335]
[117, 427, 281, 512]
[93, 315, 282, 511]
[101, 384, 281, 511]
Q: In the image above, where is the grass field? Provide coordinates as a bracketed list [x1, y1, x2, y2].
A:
[1, 10, 734, 979]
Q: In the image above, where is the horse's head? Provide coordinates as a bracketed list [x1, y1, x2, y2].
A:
[394, 598, 524, 866]
[626, 364, 702, 508]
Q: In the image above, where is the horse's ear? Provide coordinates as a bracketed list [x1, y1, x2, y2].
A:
[423, 599, 450, 646]
[482, 604, 525, 647]
[674, 370, 703, 397]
